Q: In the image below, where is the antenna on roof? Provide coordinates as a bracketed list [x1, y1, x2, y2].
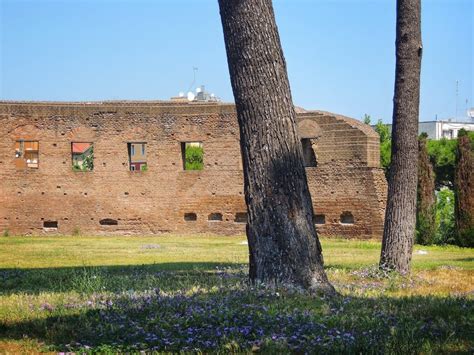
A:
[187, 67, 198, 92]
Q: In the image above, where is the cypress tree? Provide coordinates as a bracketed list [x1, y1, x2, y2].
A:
[454, 129, 474, 247]
[416, 133, 436, 245]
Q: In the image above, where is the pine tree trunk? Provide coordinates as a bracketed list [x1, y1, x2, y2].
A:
[454, 133, 474, 247]
[218, 0, 334, 293]
[416, 135, 436, 245]
[380, 0, 422, 274]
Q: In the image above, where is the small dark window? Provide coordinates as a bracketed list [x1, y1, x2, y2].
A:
[181, 142, 203, 170]
[72, 142, 94, 171]
[43, 221, 58, 229]
[340, 212, 354, 224]
[234, 212, 247, 223]
[128, 142, 147, 171]
[184, 213, 197, 221]
[313, 214, 326, 225]
[301, 139, 317, 167]
[208, 213, 223, 221]
[99, 218, 118, 226]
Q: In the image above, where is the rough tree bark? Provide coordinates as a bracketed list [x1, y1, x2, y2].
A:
[416, 134, 436, 245]
[454, 131, 474, 247]
[218, 0, 334, 293]
[380, 0, 422, 274]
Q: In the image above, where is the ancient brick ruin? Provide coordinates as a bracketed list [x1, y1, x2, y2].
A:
[0, 101, 387, 238]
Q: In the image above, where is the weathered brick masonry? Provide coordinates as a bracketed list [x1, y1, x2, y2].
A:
[0, 101, 387, 238]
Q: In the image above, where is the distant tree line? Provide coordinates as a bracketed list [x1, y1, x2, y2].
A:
[365, 115, 473, 247]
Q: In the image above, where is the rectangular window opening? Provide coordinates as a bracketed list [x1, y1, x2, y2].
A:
[15, 140, 39, 169]
[181, 142, 203, 170]
[43, 221, 58, 229]
[340, 212, 354, 225]
[208, 213, 223, 222]
[128, 142, 147, 171]
[184, 212, 197, 221]
[99, 218, 118, 226]
[71, 142, 94, 171]
[301, 139, 317, 167]
[234, 212, 247, 223]
[313, 214, 326, 225]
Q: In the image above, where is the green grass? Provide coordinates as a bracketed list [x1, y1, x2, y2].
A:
[0, 235, 473, 353]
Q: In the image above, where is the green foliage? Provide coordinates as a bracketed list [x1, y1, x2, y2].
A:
[373, 119, 392, 174]
[434, 188, 456, 245]
[416, 135, 437, 245]
[185, 145, 204, 170]
[427, 138, 457, 188]
[72, 227, 80, 236]
[2, 229, 9, 237]
[363, 113, 371, 125]
[416, 205, 437, 245]
[454, 131, 474, 247]
[140, 164, 148, 171]
[81, 146, 94, 171]
[72, 146, 94, 172]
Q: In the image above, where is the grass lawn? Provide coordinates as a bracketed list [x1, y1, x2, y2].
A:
[0, 235, 473, 353]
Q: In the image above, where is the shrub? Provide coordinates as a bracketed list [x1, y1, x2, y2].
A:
[185, 146, 204, 170]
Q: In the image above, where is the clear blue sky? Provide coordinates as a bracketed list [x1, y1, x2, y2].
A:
[0, 0, 472, 123]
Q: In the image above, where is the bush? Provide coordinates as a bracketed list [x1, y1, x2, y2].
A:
[185, 146, 204, 170]
[433, 188, 456, 245]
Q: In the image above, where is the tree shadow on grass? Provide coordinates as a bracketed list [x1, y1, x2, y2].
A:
[1, 289, 473, 353]
[0, 262, 247, 296]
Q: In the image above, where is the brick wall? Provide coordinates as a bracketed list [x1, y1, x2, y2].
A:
[0, 101, 387, 238]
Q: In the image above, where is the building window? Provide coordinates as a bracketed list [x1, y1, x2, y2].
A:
[442, 129, 453, 139]
[15, 141, 39, 169]
[340, 211, 354, 224]
[313, 214, 326, 225]
[128, 143, 147, 171]
[234, 212, 247, 223]
[208, 213, 223, 221]
[181, 142, 203, 170]
[184, 213, 197, 221]
[43, 221, 58, 230]
[71, 142, 94, 171]
[99, 218, 118, 226]
[301, 139, 317, 167]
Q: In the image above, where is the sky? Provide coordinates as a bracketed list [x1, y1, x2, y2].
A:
[0, 0, 472, 123]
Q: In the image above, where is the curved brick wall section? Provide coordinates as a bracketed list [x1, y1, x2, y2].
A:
[0, 101, 386, 238]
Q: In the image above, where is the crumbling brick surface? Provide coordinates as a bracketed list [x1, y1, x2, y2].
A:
[0, 101, 387, 238]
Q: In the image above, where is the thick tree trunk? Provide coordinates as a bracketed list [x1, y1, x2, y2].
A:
[454, 133, 474, 247]
[218, 0, 333, 293]
[416, 135, 436, 245]
[380, 0, 422, 274]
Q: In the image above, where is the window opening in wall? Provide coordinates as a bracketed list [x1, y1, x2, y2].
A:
[208, 213, 223, 221]
[43, 221, 58, 229]
[128, 142, 147, 171]
[313, 214, 326, 225]
[15, 140, 39, 169]
[99, 218, 118, 226]
[71, 142, 94, 171]
[181, 142, 203, 170]
[340, 211, 354, 224]
[300, 139, 317, 167]
[234, 212, 247, 223]
[184, 213, 197, 221]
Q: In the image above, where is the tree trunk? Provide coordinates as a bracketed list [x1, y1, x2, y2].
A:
[218, 0, 334, 293]
[416, 135, 436, 245]
[454, 132, 474, 247]
[380, 0, 422, 274]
